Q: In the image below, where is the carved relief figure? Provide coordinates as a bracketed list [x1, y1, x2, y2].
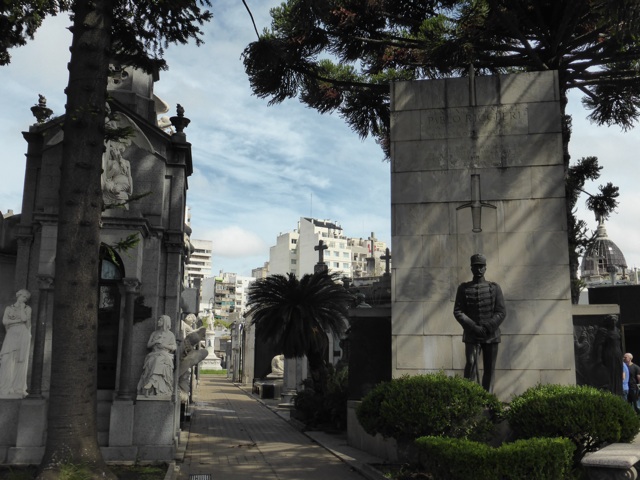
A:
[594, 314, 624, 396]
[138, 315, 177, 397]
[454, 254, 506, 392]
[102, 137, 133, 209]
[0, 289, 32, 398]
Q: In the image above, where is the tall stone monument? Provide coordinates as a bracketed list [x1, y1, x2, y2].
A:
[390, 71, 575, 400]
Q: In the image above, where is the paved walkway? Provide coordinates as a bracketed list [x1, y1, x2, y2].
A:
[176, 375, 385, 480]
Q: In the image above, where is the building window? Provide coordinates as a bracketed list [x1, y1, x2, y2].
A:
[291, 259, 297, 264]
[343, 263, 350, 269]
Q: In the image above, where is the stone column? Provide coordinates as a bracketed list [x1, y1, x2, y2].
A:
[117, 278, 140, 400]
[279, 356, 307, 407]
[28, 275, 54, 399]
[107, 279, 139, 456]
[279, 357, 298, 407]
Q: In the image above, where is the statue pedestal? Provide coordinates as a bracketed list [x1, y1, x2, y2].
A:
[109, 400, 134, 446]
[6, 398, 47, 465]
[279, 356, 306, 408]
[16, 398, 47, 447]
[254, 378, 283, 399]
[133, 398, 177, 462]
[0, 399, 20, 445]
[102, 400, 138, 462]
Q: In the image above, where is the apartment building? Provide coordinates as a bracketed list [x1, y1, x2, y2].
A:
[202, 271, 255, 323]
[185, 238, 213, 288]
[268, 217, 388, 277]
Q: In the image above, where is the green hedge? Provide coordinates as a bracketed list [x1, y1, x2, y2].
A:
[416, 436, 575, 480]
[505, 384, 640, 464]
[356, 373, 502, 442]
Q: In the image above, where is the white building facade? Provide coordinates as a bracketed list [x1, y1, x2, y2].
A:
[268, 217, 389, 277]
[185, 238, 212, 288]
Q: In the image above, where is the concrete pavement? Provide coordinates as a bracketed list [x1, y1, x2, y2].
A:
[175, 375, 386, 480]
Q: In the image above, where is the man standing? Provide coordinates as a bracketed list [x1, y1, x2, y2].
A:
[454, 254, 506, 392]
[623, 353, 640, 412]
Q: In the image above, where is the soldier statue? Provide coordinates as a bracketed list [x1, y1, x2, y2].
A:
[454, 254, 506, 392]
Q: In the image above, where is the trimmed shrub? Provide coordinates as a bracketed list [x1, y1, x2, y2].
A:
[416, 436, 575, 480]
[356, 373, 502, 443]
[505, 384, 640, 464]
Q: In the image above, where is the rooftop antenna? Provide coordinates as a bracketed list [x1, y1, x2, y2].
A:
[310, 193, 313, 218]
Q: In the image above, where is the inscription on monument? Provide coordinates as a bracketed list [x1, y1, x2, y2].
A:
[415, 135, 522, 170]
[421, 105, 528, 141]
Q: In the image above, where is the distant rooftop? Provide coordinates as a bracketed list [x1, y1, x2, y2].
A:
[304, 217, 342, 230]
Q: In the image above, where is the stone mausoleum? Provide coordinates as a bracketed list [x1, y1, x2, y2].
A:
[0, 66, 195, 463]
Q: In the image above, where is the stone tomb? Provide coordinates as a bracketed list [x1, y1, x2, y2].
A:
[390, 71, 575, 400]
[0, 66, 194, 464]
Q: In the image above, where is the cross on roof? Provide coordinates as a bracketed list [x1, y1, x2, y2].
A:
[380, 248, 392, 275]
[314, 239, 328, 264]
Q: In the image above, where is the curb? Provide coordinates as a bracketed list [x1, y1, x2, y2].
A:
[303, 431, 389, 480]
[163, 461, 180, 480]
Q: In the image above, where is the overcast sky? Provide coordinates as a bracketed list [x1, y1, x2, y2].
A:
[1, 0, 639, 278]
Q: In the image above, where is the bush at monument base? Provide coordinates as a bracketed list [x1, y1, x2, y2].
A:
[356, 373, 502, 443]
[506, 383, 640, 467]
[416, 436, 574, 480]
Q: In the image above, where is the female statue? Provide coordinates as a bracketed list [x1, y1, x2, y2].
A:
[0, 289, 32, 397]
[137, 315, 177, 396]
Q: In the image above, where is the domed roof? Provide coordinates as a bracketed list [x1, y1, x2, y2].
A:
[580, 220, 628, 283]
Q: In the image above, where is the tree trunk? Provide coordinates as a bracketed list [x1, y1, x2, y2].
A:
[37, 0, 116, 478]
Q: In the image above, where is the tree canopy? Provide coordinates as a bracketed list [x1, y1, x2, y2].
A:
[1, 0, 212, 71]
[242, 0, 640, 157]
[0, 0, 67, 65]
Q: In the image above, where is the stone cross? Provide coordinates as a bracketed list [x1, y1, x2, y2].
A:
[456, 174, 496, 233]
[314, 239, 328, 264]
[367, 232, 378, 257]
[380, 248, 392, 275]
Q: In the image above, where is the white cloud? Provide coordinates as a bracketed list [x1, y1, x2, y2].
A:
[199, 225, 267, 259]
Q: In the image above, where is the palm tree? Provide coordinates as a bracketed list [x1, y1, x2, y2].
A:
[246, 271, 352, 394]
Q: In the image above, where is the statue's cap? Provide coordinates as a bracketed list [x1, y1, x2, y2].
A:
[470, 253, 486, 265]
